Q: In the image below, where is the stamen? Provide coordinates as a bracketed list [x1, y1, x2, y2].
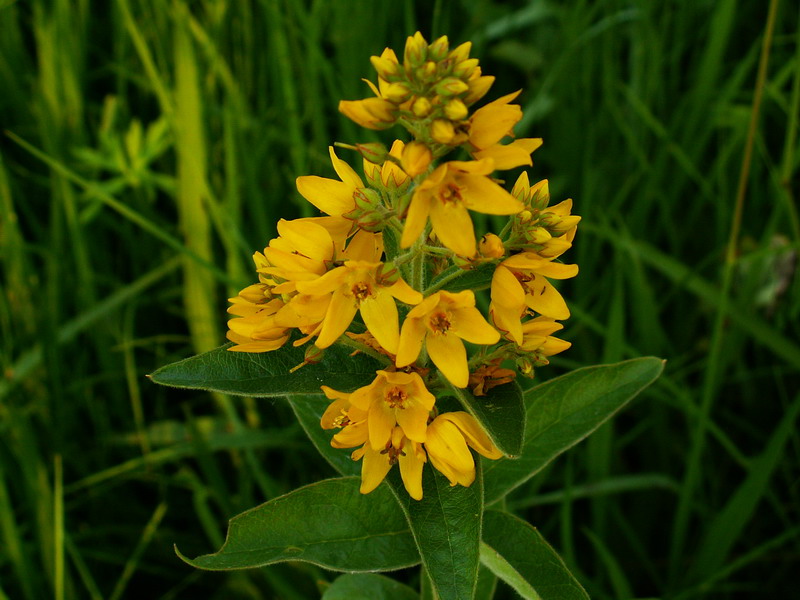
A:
[429, 311, 451, 334]
[351, 281, 372, 301]
[385, 386, 408, 409]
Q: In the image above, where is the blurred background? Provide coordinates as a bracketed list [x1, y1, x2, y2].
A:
[1, 0, 798, 598]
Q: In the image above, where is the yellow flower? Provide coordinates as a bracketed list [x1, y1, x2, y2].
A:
[490, 254, 578, 344]
[399, 159, 523, 257]
[295, 261, 422, 352]
[296, 147, 364, 217]
[363, 139, 410, 190]
[519, 317, 571, 357]
[466, 91, 541, 169]
[425, 412, 502, 487]
[320, 373, 433, 500]
[338, 96, 398, 130]
[396, 290, 500, 388]
[226, 293, 290, 353]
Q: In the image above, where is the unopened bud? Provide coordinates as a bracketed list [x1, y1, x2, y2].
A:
[453, 58, 479, 79]
[449, 41, 472, 64]
[479, 233, 505, 258]
[404, 31, 427, 68]
[353, 187, 382, 211]
[355, 208, 386, 232]
[515, 357, 535, 377]
[463, 74, 495, 105]
[428, 36, 450, 61]
[517, 210, 534, 224]
[412, 96, 432, 117]
[529, 180, 550, 210]
[377, 262, 401, 285]
[304, 345, 325, 365]
[401, 141, 433, 177]
[355, 142, 389, 165]
[384, 82, 413, 104]
[370, 54, 401, 81]
[443, 98, 468, 120]
[431, 119, 456, 144]
[525, 226, 552, 245]
[435, 77, 469, 97]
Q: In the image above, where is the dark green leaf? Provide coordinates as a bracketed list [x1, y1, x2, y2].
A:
[176, 477, 419, 571]
[323, 573, 419, 600]
[388, 462, 483, 600]
[427, 262, 496, 294]
[444, 379, 525, 457]
[481, 510, 589, 600]
[484, 357, 664, 504]
[148, 342, 382, 397]
[289, 394, 360, 476]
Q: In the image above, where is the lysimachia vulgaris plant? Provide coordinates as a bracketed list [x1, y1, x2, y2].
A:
[151, 31, 663, 600]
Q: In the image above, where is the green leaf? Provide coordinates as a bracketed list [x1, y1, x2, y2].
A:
[323, 573, 419, 600]
[484, 357, 664, 504]
[289, 394, 360, 477]
[176, 477, 419, 571]
[481, 510, 589, 600]
[444, 379, 525, 457]
[388, 463, 483, 600]
[148, 342, 382, 397]
[427, 262, 496, 294]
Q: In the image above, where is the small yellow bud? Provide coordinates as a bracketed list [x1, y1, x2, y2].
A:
[449, 41, 472, 64]
[384, 82, 413, 104]
[422, 60, 438, 79]
[529, 180, 550, 210]
[400, 141, 433, 177]
[453, 58, 479, 79]
[404, 31, 427, 68]
[428, 36, 450, 61]
[463, 75, 495, 105]
[526, 226, 552, 245]
[304, 345, 325, 365]
[431, 119, 456, 144]
[412, 96, 432, 117]
[443, 98, 468, 120]
[370, 54, 400, 81]
[435, 77, 470, 97]
[518, 210, 533, 224]
[479, 233, 505, 258]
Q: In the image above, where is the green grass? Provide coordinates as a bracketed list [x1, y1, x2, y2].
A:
[1, 0, 798, 598]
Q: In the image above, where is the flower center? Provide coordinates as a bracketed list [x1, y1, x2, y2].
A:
[380, 441, 406, 465]
[332, 411, 351, 428]
[385, 386, 408, 409]
[351, 281, 373, 301]
[429, 311, 451, 334]
[438, 182, 463, 205]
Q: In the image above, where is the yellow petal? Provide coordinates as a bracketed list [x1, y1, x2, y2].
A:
[315, 288, 358, 348]
[394, 400, 429, 443]
[388, 278, 423, 305]
[360, 292, 400, 354]
[395, 316, 426, 367]
[360, 445, 393, 494]
[427, 333, 468, 388]
[532, 262, 579, 280]
[524, 277, 571, 320]
[320, 396, 349, 429]
[398, 442, 426, 500]
[296, 176, 355, 216]
[429, 200, 476, 257]
[440, 412, 502, 459]
[426, 418, 474, 473]
[491, 265, 525, 308]
[295, 267, 347, 296]
[400, 191, 431, 248]
[461, 174, 524, 215]
[541, 336, 571, 356]
[472, 138, 542, 170]
[368, 399, 395, 450]
[276, 219, 334, 262]
[342, 229, 383, 262]
[332, 419, 369, 448]
[328, 146, 363, 189]
[451, 306, 500, 345]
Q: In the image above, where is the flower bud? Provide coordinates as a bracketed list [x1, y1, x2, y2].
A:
[355, 142, 389, 165]
[377, 262, 401, 285]
[453, 58, 479, 79]
[384, 82, 413, 104]
[431, 119, 456, 144]
[401, 141, 433, 177]
[463, 75, 495, 105]
[412, 96, 432, 117]
[304, 344, 325, 365]
[370, 54, 401, 81]
[529, 180, 550, 210]
[353, 187, 382, 212]
[479, 233, 505, 258]
[449, 41, 472, 64]
[443, 98, 468, 120]
[525, 226, 552, 245]
[404, 31, 427, 68]
[435, 77, 469, 97]
[428, 36, 450, 61]
[355, 208, 386, 232]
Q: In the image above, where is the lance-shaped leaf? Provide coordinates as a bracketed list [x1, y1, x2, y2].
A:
[481, 510, 588, 600]
[427, 262, 496, 294]
[176, 477, 419, 571]
[484, 357, 664, 504]
[443, 379, 525, 457]
[148, 342, 383, 397]
[289, 394, 360, 476]
[387, 464, 483, 600]
[323, 573, 419, 600]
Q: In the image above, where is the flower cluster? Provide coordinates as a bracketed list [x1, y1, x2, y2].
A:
[227, 32, 580, 500]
